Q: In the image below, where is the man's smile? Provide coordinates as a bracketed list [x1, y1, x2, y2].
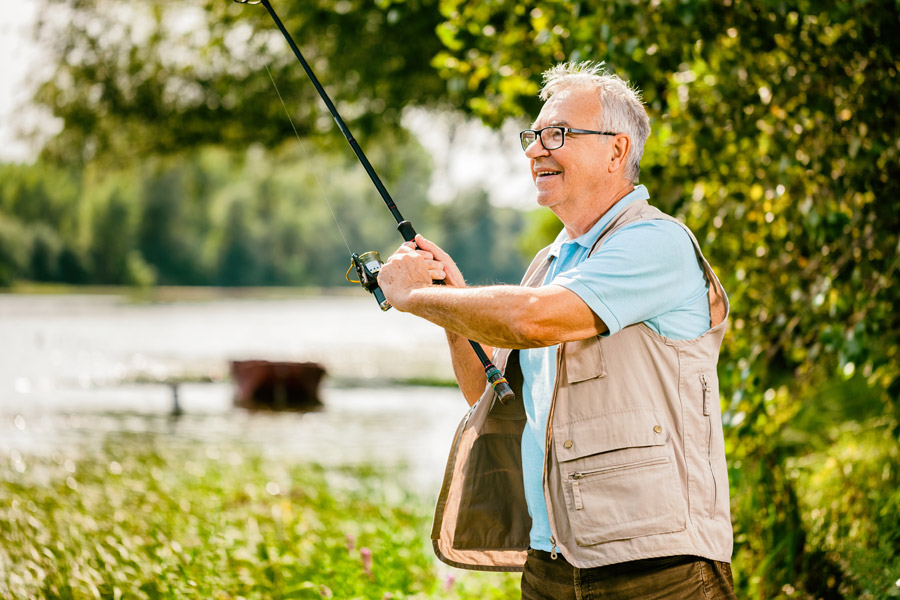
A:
[534, 166, 562, 179]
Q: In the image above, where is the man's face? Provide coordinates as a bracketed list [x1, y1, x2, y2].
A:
[526, 86, 611, 215]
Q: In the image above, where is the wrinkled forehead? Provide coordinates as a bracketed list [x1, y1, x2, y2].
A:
[532, 86, 603, 129]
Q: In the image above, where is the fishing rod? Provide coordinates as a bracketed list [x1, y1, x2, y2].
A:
[234, 0, 515, 405]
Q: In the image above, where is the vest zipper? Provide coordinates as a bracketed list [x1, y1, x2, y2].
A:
[570, 457, 670, 511]
[543, 345, 564, 562]
[700, 372, 710, 416]
[570, 456, 670, 481]
[700, 372, 717, 513]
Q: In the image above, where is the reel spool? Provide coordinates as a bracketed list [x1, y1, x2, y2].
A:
[347, 251, 391, 311]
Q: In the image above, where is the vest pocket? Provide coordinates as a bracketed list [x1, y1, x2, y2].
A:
[453, 432, 531, 551]
[563, 336, 606, 383]
[571, 456, 669, 510]
[555, 410, 687, 547]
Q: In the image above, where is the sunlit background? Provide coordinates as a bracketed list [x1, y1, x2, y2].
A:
[1, 3, 53, 162]
[1, 0, 899, 598]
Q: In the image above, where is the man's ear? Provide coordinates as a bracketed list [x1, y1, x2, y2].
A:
[608, 134, 631, 174]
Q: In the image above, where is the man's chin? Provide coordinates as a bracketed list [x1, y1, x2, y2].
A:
[535, 192, 559, 208]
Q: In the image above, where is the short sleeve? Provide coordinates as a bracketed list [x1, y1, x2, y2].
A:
[550, 220, 710, 339]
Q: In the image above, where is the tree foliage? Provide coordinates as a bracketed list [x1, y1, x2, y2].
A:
[0, 143, 528, 288]
[32, 0, 449, 164]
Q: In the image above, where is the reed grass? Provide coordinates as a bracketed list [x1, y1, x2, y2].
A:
[0, 433, 519, 599]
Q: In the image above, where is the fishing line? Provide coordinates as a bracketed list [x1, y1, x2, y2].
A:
[235, 0, 515, 405]
[263, 63, 352, 255]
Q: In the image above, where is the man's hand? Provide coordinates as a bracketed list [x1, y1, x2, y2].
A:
[412, 235, 466, 288]
[379, 235, 461, 311]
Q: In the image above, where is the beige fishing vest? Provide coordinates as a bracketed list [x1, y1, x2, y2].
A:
[431, 198, 732, 571]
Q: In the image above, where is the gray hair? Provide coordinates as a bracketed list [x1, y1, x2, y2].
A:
[539, 62, 650, 183]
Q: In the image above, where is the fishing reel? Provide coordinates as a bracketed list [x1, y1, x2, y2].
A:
[346, 251, 391, 311]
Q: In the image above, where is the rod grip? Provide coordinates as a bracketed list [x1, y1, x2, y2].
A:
[397, 220, 417, 242]
[485, 365, 515, 405]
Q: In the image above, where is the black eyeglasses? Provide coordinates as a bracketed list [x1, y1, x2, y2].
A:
[519, 126, 618, 152]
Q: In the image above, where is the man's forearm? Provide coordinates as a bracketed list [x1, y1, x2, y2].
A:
[405, 285, 542, 349]
[378, 247, 607, 348]
[400, 283, 607, 349]
[446, 331, 493, 406]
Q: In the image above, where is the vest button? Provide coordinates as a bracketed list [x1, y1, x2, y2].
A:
[563, 440, 574, 449]
[653, 425, 663, 434]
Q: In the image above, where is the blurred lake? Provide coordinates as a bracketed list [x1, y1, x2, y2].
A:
[0, 290, 468, 490]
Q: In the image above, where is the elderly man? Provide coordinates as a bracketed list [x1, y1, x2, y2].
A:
[378, 62, 736, 599]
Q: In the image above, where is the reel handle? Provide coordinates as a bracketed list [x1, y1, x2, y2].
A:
[372, 286, 391, 312]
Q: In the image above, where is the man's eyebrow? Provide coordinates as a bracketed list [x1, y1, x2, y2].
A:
[532, 120, 570, 128]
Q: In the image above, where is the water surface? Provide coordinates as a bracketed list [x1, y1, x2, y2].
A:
[0, 291, 469, 488]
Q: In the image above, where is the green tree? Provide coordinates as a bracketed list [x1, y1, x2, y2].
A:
[27, 223, 63, 282]
[0, 163, 89, 285]
[87, 186, 137, 284]
[137, 162, 210, 285]
[31, 0, 449, 165]
[0, 215, 29, 286]
[215, 198, 263, 286]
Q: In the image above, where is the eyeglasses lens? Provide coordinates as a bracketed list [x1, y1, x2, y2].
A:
[545, 127, 564, 149]
[520, 131, 535, 151]
[521, 127, 567, 152]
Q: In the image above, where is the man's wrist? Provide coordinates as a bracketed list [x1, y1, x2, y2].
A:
[391, 283, 428, 314]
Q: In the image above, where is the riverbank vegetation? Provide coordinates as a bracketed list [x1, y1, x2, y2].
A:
[0, 433, 518, 599]
[0, 146, 530, 289]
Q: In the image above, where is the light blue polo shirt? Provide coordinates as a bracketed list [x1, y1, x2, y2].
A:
[520, 185, 711, 552]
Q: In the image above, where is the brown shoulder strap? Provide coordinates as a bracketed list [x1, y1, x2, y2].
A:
[519, 245, 554, 288]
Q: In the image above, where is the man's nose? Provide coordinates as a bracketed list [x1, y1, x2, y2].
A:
[525, 137, 550, 159]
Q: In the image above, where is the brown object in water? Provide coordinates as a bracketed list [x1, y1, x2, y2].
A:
[230, 360, 326, 410]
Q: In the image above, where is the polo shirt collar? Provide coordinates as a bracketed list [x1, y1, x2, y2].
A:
[548, 184, 650, 259]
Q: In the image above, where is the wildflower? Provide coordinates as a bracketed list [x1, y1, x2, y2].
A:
[360, 547, 373, 577]
[346, 533, 356, 553]
[444, 573, 455, 592]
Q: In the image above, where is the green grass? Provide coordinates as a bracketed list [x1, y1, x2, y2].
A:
[0, 434, 519, 599]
